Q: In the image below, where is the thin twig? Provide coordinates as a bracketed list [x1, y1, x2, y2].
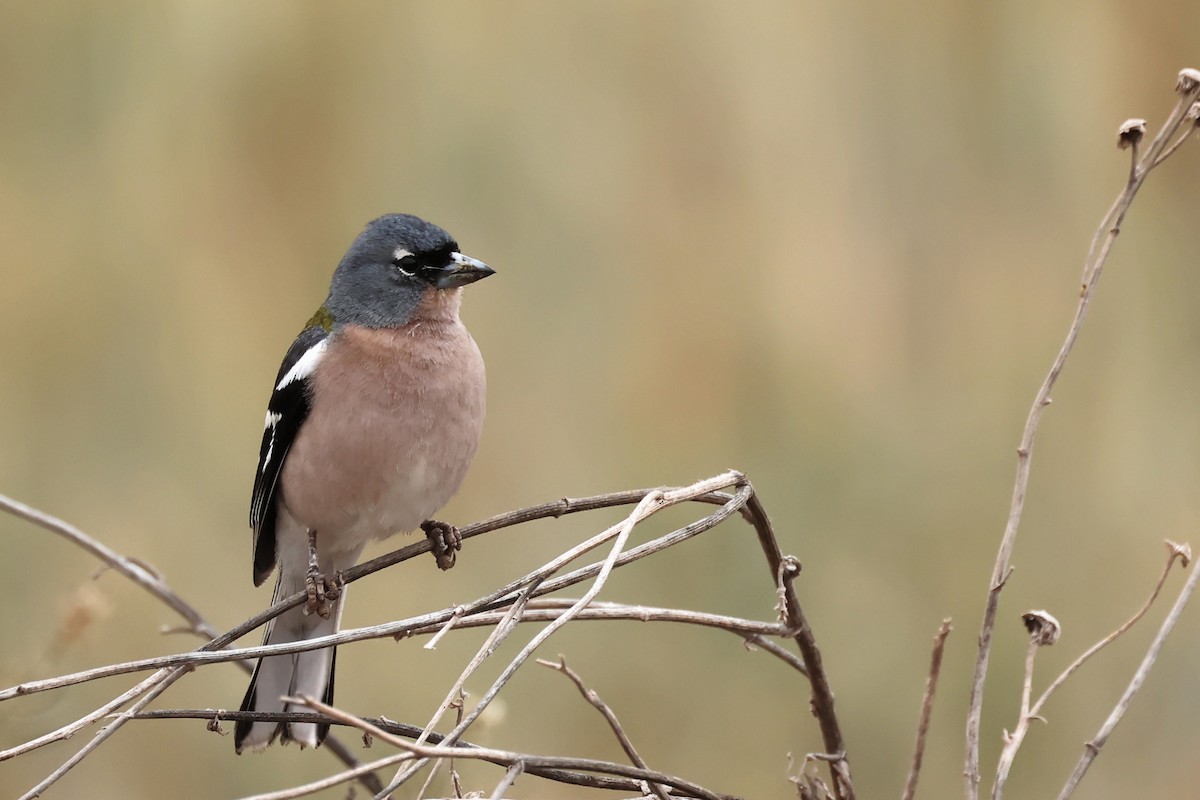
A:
[963, 70, 1200, 800]
[0, 498, 384, 796]
[16, 667, 187, 799]
[236, 471, 749, 800]
[5, 470, 776, 799]
[1151, 118, 1198, 167]
[2, 603, 793, 701]
[1056, 549, 1200, 800]
[377, 486, 679, 796]
[743, 489, 854, 800]
[3, 476, 749, 800]
[1030, 542, 1190, 719]
[741, 633, 809, 676]
[0, 493, 217, 639]
[538, 655, 671, 800]
[410, 577, 544, 799]
[449, 692, 467, 799]
[243, 753, 412, 800]
[2, 477, 747, 760]
[991, 635, 1041, 799]
[489, 762, 524, 800]
[294, 694, 737, 800]
[901, 619, 951, 800]
[132, 709, 652, 794]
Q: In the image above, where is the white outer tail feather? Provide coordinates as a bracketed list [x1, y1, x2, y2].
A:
[235, 571, 345, 753]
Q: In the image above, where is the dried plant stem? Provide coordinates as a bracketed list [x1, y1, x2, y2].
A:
[743, 491, 854, 800]
[16, 668, 185, 800]
[288, 695, 737, 800]
[377, 484, 694, 796]
[538, 656, 671, 800]
[0, 478, 742, 760]
[406, 577, 544, 798]
[964, 72, 1200, 800]
[1031, 543, 1188, 718]
[4, 470, 835, 800]
[489, 762, 524, 800]
[990, 637, 1041, 799]
[0, 493, 217, 639]
[1, 603, 794, 701]
[991, 545, 1188, 800]
[1057, 551, 1200, 800]
[901, 619, 952, 800]
[134, 709, 663, 795]
[243, 753, 411, 800]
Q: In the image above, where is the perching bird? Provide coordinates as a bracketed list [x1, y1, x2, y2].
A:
[234, 214, 494, 754]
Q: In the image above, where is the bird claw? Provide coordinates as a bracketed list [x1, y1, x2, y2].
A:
[304, 572, 341, 618]
[303, 529, 340, 618]
[421, 519, 462, 571]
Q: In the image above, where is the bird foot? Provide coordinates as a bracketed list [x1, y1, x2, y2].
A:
[303, 528, 340, 618]
[421, 519, 462, 571]
[304, 572, 341, 618]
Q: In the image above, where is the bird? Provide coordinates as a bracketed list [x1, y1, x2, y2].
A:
[234, 213, 495, 754]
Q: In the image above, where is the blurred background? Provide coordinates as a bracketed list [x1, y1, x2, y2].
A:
[2, 3, 1199, 798]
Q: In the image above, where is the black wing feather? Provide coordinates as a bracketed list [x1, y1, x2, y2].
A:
[249, 325, 329, 586]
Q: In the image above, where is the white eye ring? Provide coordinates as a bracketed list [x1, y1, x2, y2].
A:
[392, 247, 418, 277]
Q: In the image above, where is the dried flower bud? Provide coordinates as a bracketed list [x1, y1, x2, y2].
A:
[1165, 539, 1192, 567]
[1188, 103, 1200, 127]
[1117, 118, 1147, 149]
[1177, 68, 1200, 95]
[1022, 609, 1061, 646]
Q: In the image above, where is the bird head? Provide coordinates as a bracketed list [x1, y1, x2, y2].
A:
[324, 214, 494, 328]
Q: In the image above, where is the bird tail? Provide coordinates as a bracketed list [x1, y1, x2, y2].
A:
[234, 571, 344, 753]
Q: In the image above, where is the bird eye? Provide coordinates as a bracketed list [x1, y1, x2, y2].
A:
[392, 254, 419, 277]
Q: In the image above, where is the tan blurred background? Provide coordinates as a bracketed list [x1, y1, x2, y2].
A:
[2, 3, 1199, 798]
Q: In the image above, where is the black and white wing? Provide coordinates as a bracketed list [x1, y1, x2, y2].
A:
[249, 325, 330, 586]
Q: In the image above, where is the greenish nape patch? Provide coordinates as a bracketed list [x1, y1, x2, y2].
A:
[305, 305, 334, 332]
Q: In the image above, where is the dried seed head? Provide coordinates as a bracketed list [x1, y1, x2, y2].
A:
[1188, 103, 1200, 127]
[1177, 68, 1200, 95]
[1165, 539, 1192, 567]
[1022, 609, 1061, 646]
[1117, 118, 1147, 149]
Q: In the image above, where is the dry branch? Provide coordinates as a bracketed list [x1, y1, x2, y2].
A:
[1056, 544, 1199, 799]
[295, 694, 737, 800]
[133, 708, 663, 795]
[538, 655, 671, 800]
[3, 471, 838, 799]
[901, 619, 951, 800]
[964, 68, 1200, 800]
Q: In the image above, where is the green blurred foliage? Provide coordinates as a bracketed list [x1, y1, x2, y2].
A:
[2, 3, 1199, 798]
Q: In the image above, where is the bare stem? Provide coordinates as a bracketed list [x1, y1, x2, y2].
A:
[901, 620, 952, 800]
[5, 470, 816, 800]
[1057, 551, 1200, 800]
[743, 490, 854, 800]
[0, 493, 217, 639]
[134, 709, 658, 795]
[991, 636, 1041, 799]
[991, 544, 1188, 800]
[964, 71, 1200, 800]
[376, 484, 699, 796]
[538, 655, 671, 800]
[1031, 542, 1189, 718]
[285, 695, 738, 800]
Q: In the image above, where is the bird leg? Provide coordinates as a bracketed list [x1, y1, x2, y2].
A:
[421, 519, 462, 571]
[303, 528, 341, 618]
